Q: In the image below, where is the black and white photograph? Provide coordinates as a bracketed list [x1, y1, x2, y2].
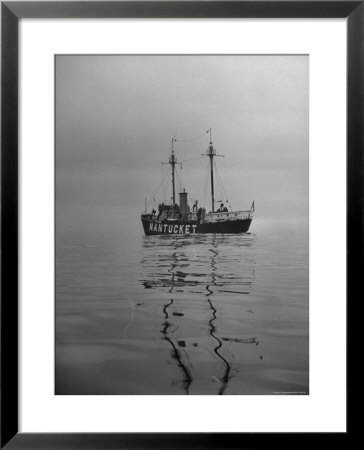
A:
[55, 54, 309, 395]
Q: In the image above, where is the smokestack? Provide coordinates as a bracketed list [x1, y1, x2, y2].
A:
[179, 189, 188, 220]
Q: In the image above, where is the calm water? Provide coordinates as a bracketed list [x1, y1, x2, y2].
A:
[56, 218, 308, 395]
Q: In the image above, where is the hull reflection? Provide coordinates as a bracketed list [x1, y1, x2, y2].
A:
[140, 233, 256, 394]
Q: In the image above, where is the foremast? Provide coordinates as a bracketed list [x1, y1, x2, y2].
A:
[162, 137, 181, 206]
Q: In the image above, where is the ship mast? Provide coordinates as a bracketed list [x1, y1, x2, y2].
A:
[208, 129, 216, 212]
[170, 140, 176, 204]
[202, 128, 223, 213]
[162, 138, 180, 205]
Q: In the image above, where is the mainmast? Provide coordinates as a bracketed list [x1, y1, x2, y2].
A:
[208, 129, 216, 212]
[170, 141, 176, 204]
[202, 128, 223, 213]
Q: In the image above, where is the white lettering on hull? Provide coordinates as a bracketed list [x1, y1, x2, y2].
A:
[148, 221, 198, 234]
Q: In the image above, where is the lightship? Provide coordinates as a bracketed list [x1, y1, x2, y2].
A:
[141, 130, 254, 236]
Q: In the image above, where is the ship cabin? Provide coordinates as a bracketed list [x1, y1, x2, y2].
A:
[146, 189, 202, 223]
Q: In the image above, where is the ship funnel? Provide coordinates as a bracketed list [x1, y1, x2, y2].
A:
[179, 189, 188, 220]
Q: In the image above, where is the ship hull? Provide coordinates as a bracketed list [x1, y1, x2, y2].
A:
[141, 216, 252, 236]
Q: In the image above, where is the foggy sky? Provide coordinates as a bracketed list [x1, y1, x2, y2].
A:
[56, 55, 308, 231]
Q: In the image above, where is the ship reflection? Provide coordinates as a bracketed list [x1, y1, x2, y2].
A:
[206, 237, 231, 394]
[160, 240, 193, 394]
[140, 233, 256, 394]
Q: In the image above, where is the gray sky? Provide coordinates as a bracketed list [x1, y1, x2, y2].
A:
[56, 55, 308, 230]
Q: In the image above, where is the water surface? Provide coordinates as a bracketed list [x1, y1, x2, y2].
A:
[56, 217, 308, 395]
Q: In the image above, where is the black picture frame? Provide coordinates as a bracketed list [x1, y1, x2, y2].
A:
[1, 1, 356, 448]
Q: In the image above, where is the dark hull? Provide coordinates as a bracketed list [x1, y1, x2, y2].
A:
[141, 216, 252, 236]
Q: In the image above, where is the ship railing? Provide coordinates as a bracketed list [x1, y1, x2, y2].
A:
[142, 211, 182, 221]
[205, 210, 253, 223]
